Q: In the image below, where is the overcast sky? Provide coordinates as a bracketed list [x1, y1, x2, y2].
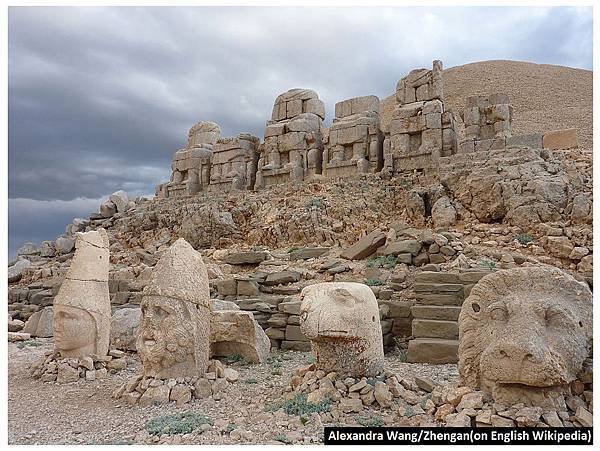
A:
[7, 5, 592, 259]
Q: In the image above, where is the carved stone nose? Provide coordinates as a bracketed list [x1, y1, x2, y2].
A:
[495, 343, 540, 363]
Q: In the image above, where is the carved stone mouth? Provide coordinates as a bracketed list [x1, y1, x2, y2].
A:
[320, 329, 349, 336]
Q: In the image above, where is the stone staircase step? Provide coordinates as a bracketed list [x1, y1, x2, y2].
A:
[411, 305, 462, 321]
[407, 338, 459, 364]
[412, 319, 458, 339]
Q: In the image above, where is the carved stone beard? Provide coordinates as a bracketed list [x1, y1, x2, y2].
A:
[136, 295, 210, 379]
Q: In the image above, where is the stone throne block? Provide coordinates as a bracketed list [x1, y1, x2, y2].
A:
[255, 88, 325, 188]
[155, 121, 220, 198]
[323, 95, 383, 178]
[209, 133, 260, 192]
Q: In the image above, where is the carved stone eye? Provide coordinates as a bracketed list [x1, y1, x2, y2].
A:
[490, 307, 508, 321]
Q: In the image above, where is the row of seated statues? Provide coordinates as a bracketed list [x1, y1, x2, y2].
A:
[155, 60, 497, 197]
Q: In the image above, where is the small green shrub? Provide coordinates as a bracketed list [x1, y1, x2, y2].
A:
[17, 339, 41, 349]
[515, 233, 534, 245]
[356, 414, 385, 427]
[306, 355, 316, 364]
[299, 415, 308, 426]
[267, 393, 331, 416]
[305, 198, 325, 209]
[403, 406, 415, 418]
[225, 423, 237, 434]
[367, 255, 397, 269]
[397, 349, 408, 363]
[223, 354, 248, 365]
[365, 278, 383, 286]
[145, 412, 212, 436]
[274, 433, 291, 444]
[282, 394, 331, 416]
[287, 247, 300, 254]
[478, 259, 497, 270]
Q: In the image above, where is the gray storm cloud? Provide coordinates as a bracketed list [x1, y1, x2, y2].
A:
[7, 5, 592, 258]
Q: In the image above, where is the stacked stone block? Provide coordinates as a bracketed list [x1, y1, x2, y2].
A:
[156, 121, 220, 198]
[407, 269, 493, 364]
[255, 89, 325, 188]
[459, 94, 513, 153]
[384, 60, 457, 174]
[209, 133, 260, 192]
[322, 95, 383, 177]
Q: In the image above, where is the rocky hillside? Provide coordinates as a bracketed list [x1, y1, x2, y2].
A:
[381, 60, 593, 148]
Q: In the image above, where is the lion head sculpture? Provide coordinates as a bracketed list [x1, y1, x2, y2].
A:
[458, 266, 592, 406]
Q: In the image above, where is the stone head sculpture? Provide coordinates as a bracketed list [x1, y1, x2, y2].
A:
[53, 229, 111, 358]
[137, 238, 211, 379]
[187, 121, 221, 148]
[299, 282, 384, 377]
[458, 266, 592, 406]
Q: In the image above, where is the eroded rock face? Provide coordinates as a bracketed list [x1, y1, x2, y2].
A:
[299, 282, 384, 377]
[136, 238, 211, 379]
[458, 267, 592, 406]
[53, 229, 111, 358]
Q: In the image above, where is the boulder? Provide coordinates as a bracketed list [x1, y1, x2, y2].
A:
[110, 307, 141, 351]
[263, 270, 301, 286]
[340, 229, 386, 260]
[40, 241, 56, 258]
[109, 190, 130, 213]
[55, 236, 75, 254]
[210, 310, 270, 363]
[17, 242, 39, 257]
[222, 250, 270, 265]
[8, 260, 31, 283]
[100, 200, 117, 218]
[289, 247, 330, 260]
[431, 196, 457, 228]
[23, 306, 53, 337]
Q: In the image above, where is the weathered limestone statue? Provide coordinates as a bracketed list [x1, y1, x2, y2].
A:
[384, 60, 457, 174]
[458, 266, 592, 407]
[255, 88, 325, 188]
[299, 282, 384, 377]
[53, 229, 111, 358]
[137, 238, 212, 379]
[323, 95, 383, 177]
[209, 133, 260, 192]
[156, 121, 220, 198]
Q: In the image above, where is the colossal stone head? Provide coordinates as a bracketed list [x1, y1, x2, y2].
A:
[458, 267, 592, 406]
[299, 282, 384, 377]
[187, 121, 221, 148]
[137, 238, 211, 379]
[53, 229, 111, 358]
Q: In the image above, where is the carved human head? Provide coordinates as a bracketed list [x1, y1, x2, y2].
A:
[137, 238, 211, 379]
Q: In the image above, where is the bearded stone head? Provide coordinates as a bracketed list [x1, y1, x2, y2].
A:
[137, 295, 209, 379]
[136, 238, 211, 379]
[299, 282, 384, 377]
[458, 266, 592, 406]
